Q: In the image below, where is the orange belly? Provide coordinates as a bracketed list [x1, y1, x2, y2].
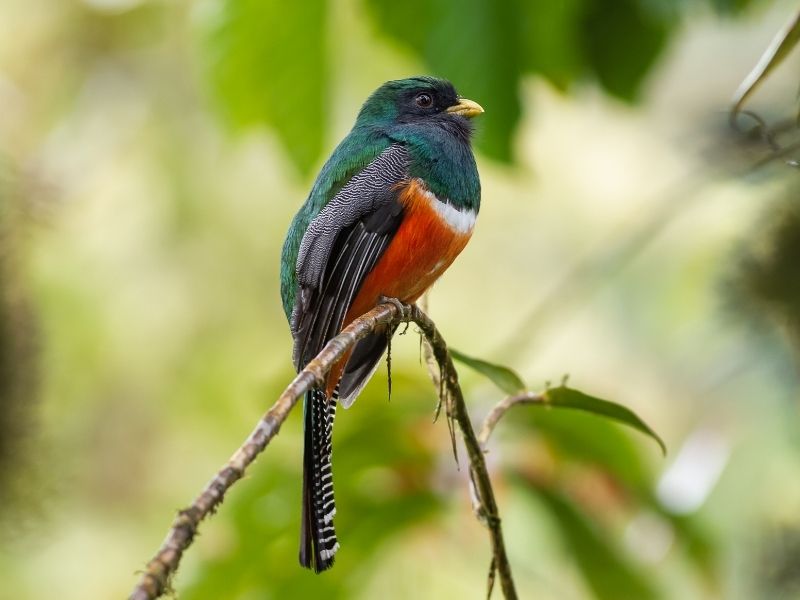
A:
[326, 179, 474, 394]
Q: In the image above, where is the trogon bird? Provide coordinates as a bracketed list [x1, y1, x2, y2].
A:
[280, 76, 483, 572]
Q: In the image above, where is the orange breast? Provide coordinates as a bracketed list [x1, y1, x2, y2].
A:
[325, 179, 474, 395]
[343, 178, 474, 325]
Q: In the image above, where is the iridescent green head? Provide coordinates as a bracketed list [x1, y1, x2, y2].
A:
[355, 76, 484, 129]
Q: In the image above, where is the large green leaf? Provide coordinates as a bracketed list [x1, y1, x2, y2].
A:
[518, 0, 584, 90]
[709, 0, 762, 15]
[200, 0, 328, 175]
[509, 407, 653, 491]
[450, 347, 525, 395]
[519, 480, 660, 600]
[579, 0, 673, 101]
[544, 386, 666, 454]
[507, 399, 719, 588]
[365, 0, 523, 162]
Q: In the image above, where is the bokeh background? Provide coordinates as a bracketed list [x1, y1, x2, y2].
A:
[2, 1, 800, 598]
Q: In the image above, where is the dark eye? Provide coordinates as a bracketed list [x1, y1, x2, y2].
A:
[415, 93, 433, 108]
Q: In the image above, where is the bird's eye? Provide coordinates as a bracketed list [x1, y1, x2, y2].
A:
[415, 93, 433, 108]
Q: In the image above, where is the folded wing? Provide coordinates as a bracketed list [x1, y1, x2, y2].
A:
[291, 144, 410, 371]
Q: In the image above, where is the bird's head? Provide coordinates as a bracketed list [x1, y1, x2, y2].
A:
[355, 76, 484, 130]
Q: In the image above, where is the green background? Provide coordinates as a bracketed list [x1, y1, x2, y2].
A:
[2, 0, 800, 598]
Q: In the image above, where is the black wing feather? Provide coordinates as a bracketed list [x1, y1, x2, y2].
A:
[294, 210, 401, 369]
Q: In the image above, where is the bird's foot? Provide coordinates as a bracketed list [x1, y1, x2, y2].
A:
[379, 296, 408, 316]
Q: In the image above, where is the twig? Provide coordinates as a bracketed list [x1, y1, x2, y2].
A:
[471, 391, 547, 598]
[410, 306, 518, 600]
[129, 302, 519, 600]
[129, 302, 409, 600]
[478, 392, 546, 448]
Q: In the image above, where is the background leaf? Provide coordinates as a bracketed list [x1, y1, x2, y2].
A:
[518, 480, 660, 600]
[201, 0, 328, 175]
[3, 2, 796, 598]
[507, 407, 653, 492]
[545, 386, 666, 454]
[518, 0, 584, 91]
[365, 0, 523, 162]
[579, 0, 673, 101]
[450, 347, 526, 394]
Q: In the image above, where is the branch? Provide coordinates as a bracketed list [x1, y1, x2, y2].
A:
[129, 302, 519, 600]
[478, 392, 546, 448]
[412, 308, 518, 600]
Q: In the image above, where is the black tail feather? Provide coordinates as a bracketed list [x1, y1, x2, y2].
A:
[338, 325, 398, 407]
[299, 387, 339, 572]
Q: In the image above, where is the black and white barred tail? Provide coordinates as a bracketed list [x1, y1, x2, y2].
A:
[299, 387, 339, 572]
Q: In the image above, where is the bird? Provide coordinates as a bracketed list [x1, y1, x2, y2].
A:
[280, 76, 483, 572]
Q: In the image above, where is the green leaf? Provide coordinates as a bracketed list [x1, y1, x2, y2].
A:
[665, 513, 721, 587]
[511, 408, 653, 491]
[200, 0, 328, 175]
[449, 348, 525, 395]
[709, 0, 760, 15]
[518, 0, 584, 90]
[365, 0, 523, 162]
[518, 481, 660, 600]
[580, 0, 673, 101]
[544, 385, 666, 454]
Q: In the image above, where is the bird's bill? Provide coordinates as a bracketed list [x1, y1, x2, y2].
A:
[445, 98, 484, 118]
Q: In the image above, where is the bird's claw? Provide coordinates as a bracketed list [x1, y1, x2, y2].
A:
[379, 296, 407, 316]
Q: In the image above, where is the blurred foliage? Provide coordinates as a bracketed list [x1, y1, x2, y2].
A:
[545, 385, 666, 454]
[180, 374, 445, 599]
[522, 480, 659, 600]
[732, 191, 800, 361]
[452, 347, 666, 452]
[0, 160, 38, 515]
[757, 525, 800, 598]
[1, 1, 799, 599]
[365, 0, 523, 162]
[502, 405, 721, 597]
[203, 1, 328, 175]
[203, 0, 763, 171]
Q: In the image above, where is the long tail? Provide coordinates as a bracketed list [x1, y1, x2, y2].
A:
[299, 387, 339, 572]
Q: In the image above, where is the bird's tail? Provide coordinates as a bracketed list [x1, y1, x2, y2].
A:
[299, 387, 339, 572]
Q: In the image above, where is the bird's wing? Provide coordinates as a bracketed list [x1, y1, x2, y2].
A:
[291, 144, 410, 369]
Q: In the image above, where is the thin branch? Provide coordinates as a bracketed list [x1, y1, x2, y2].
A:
[410, 306, 518, 600]
[478, 392, 546, 448]
[476, 391, 549, 598]
[129, 302, 518, 600]
[129, 302, 409, 600]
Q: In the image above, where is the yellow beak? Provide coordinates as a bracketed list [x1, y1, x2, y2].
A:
[445, 97, 484, 118]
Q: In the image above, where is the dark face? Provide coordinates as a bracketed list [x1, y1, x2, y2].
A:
[356, 76, 483, 129]
[395, 80, 460, 122]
